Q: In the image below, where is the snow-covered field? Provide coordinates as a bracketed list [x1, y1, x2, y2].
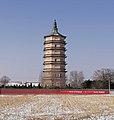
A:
[0, 95, 114, 120]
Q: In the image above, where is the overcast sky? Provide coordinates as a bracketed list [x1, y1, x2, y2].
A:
[0, 0, 114, 82]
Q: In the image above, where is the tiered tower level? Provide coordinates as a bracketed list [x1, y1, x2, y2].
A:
[43, 20, 67, 88]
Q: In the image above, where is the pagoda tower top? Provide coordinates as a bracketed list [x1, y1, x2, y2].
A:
[52, 19, 58, 34]
[44, 20, 66, 38]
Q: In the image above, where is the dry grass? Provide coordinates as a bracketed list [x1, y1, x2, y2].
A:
[0, 95, 114, 120]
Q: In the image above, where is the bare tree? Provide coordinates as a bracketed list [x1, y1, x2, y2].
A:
[92, 68, 114, 81]
[0, 75, 11, 86]
[69, 71, 85, 88]
[92, 68, 114, 89]
[39, 71, 43, 83]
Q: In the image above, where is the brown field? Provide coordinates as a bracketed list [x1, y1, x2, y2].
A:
[0, 95, 114, 120]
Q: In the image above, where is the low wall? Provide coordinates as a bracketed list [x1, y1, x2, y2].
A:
[0, 89, 109, 95]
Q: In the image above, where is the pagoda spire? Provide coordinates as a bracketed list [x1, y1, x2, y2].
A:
[52, 19, 58, 33]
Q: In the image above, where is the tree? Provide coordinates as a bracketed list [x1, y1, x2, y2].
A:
[92, 68, 114, 81]
[0, 75, 11, 86]
[69, 71, 85, 88]
[81, 79, 105, 89]
[81, 79, 92, 89]
[92, 68, 114, 89]
[39, 71, 43, 83]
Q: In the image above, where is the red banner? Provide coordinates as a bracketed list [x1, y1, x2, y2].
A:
[60, 90, 109, 94]
[0, 89, 109, 95]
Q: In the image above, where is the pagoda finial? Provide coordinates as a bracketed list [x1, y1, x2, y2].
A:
[52, 19, 58, 33]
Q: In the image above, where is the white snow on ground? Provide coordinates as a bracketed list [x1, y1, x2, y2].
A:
[0, 95, 114, 120]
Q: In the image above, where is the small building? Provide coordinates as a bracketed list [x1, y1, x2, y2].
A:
[24, 82, 40, 87]
[5, 81, 22, 87]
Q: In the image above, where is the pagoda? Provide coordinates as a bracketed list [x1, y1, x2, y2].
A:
[43, 20, 67, 88]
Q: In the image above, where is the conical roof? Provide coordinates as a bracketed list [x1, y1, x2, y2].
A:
[44, 20, 66, 38]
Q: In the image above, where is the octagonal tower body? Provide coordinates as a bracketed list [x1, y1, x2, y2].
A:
[43, 20, 67, 88]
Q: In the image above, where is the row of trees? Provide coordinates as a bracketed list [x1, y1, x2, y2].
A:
[1, 68, 114, 89]
[68, 68, 114, 89]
